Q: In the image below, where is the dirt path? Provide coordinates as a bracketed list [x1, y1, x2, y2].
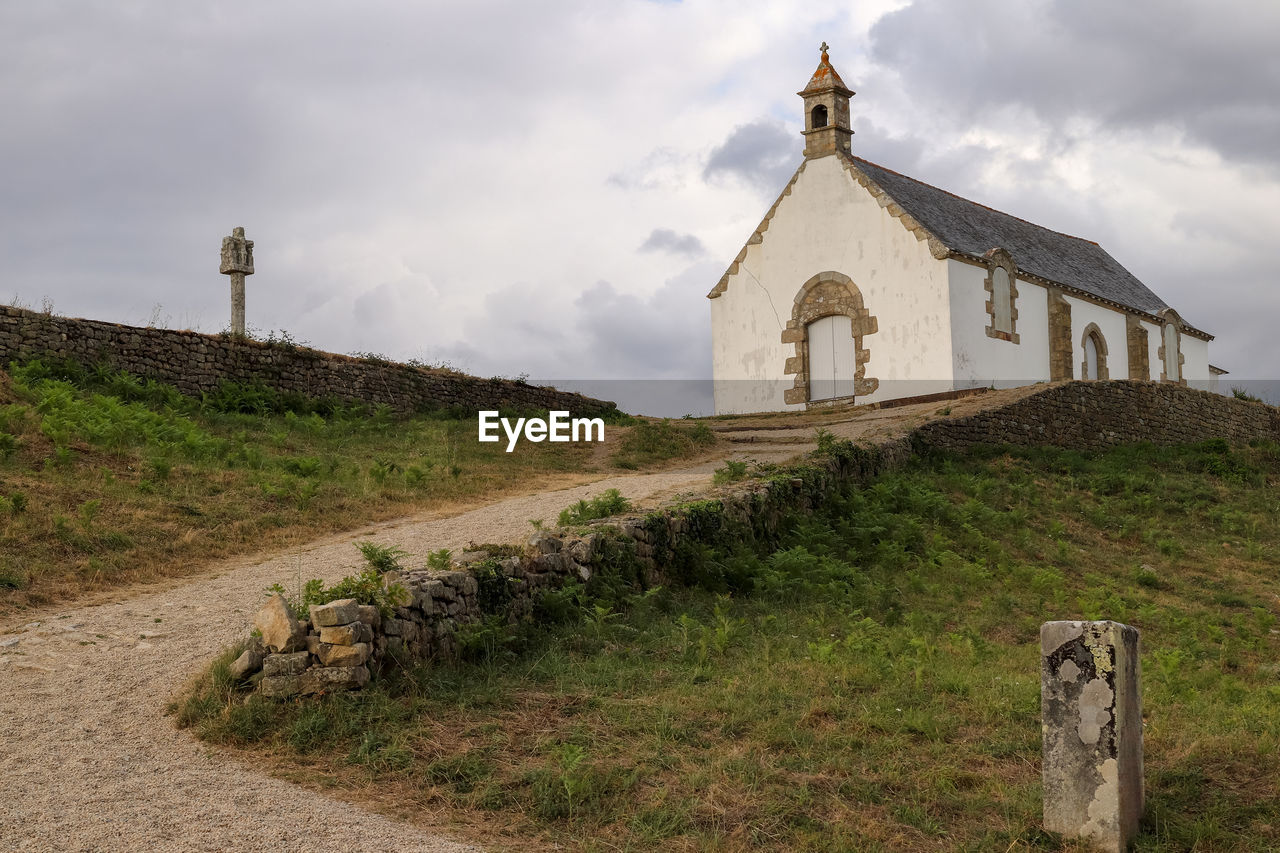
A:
[0, 390, 1028, 852]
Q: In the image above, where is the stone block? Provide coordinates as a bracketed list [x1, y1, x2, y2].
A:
[1041, 620, 1143, 853]
[355, 604, 381, 629]
[253, 593, 306, 653]
[568, 534, 598, 563]
[259, 675, 303, 698]
[299, 665, 370, 694]
[319, 622, 372, 645]
[529, 534, 561, 554]
[229, 647, 263, 680]
[314, 641, 371, 667]
[309, 598, 361, 628]
[262, 650, 310, 677]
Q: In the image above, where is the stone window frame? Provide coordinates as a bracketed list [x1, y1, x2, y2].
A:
[1079, 322, 1109, 380]
[780, 271, 878, 406]
[982, 248, 1020, 344]
[1156, 308, 1186, 385]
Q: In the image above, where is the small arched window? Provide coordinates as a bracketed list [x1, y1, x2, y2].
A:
[983, 249, 1019, 343]
[1084, 334, 1099, 379]
[992, 267, 1012, 333]
[1079, 323, 1109, 380]
[1163, 322, 1180, 382]
[811, 104, 828, 129]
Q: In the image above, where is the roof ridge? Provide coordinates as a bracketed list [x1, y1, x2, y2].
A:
[848, 155, 1101, 248]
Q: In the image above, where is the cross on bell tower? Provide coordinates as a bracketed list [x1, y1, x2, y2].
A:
[798, 42, 854, 158]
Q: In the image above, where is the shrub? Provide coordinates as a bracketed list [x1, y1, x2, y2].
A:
[558, 489, 631, 526]
[268, 543, 410, 618]
[712, 459, 749, 485]
[1231, 387, 1264, 403]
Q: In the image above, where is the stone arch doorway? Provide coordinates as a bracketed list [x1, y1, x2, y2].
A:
[781, 271, 878, 405]
[1080, 323, 1109, 380]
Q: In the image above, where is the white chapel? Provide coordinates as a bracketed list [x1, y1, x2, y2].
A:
[708, 45, 1214, 415]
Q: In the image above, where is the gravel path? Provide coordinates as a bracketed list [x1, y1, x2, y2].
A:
[0, 449, 799, 852]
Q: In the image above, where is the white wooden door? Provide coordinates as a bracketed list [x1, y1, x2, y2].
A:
[808, 315, 856, 401]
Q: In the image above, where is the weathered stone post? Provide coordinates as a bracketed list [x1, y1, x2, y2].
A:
[219, 226, 254, 337]
[1041, 620, 1143, 852]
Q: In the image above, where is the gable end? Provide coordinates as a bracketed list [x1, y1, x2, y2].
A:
[707, 160, 810, 299]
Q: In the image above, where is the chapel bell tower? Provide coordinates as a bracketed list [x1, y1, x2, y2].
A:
[799, 42, 854, 158]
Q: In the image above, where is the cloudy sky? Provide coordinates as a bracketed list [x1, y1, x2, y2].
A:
[3, 0, 1278, 404]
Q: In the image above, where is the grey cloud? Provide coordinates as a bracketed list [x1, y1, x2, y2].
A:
[703, 119, 801, 193]
[0, 0, 591, 333]
[869, 0, 1280, 170]
[638, 228, 704, 257]
[434, 261, 716, 384]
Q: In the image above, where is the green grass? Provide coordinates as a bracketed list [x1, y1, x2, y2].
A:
[611, 419, 715, 469]
[182, 438, 1280, 850]
[0, 358, 628, 613]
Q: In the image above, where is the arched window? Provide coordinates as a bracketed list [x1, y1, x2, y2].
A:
[983, 248, 1019, 343]
[1079, 323, 1109, 380]
[1163, 322, 1180, 382]
[992, 267, 1012, 333]
[811, 104, 828, 129]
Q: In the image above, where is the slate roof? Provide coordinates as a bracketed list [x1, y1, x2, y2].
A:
[848, 155, 1182, 322]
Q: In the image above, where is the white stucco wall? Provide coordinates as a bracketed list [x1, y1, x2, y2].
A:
[1181, 334, 1210, 386]
[1064, 296, 1130, 380]
[947, 259, 1050, 389]
[710, 155, 953, 414]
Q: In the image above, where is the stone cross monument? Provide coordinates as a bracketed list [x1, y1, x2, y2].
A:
[219, 226, 255, 337]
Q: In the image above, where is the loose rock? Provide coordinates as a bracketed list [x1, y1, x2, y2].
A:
[253, 594, 306, 653]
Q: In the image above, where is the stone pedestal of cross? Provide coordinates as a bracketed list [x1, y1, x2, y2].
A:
[219, 226, 255, 337]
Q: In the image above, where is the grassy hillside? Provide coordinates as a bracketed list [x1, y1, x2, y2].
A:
[182, 439, 1280, 851]
[0, 359, 712, 614]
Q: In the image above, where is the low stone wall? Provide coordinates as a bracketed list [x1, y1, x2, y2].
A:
[0, 306, 616, 417]
[236, 438, 915, 696]
[915, 380, 1280, 451]
[233, 380, 1280, 696]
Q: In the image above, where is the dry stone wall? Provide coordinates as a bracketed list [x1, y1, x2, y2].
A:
[914, 380, 1280, 452]
[0, 306, 616, 417]
[238, 438, 918, 697]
